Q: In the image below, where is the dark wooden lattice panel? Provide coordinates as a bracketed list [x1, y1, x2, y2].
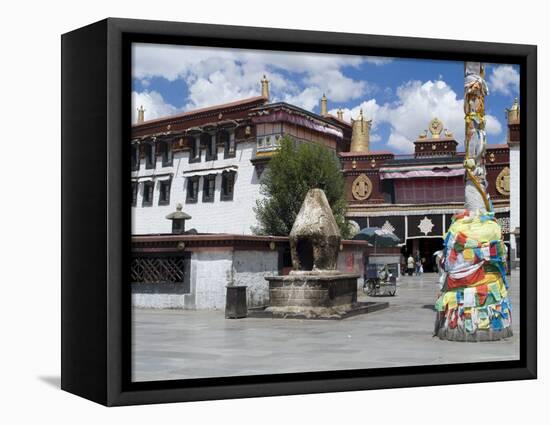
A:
[131, 256, 186, 284]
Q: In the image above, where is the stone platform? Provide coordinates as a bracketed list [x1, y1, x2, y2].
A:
[248, 301, 389, 320]
[261, 272, 387, 319]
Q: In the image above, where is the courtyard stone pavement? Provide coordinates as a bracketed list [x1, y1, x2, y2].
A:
[132, 271, 520, 382]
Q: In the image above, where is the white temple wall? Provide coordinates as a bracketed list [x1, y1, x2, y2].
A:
[509, 145, 520, 264]
[131, 141, 261, 235]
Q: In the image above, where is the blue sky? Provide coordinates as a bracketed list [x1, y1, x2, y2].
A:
[132, 43, 520, 153]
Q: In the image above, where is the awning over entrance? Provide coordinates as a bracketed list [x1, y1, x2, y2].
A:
[351, 211, 511, 244]
[379, 164, 464, 180]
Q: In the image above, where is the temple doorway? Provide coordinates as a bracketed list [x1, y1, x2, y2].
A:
[404, 238, 444, 273]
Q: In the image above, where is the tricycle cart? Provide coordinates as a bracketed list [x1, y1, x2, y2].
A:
[363, 263, 397, 296]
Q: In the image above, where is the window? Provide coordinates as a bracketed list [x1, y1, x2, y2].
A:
[202, 133, 216, 161]
[186, 176, 199, 203]
[220, 130, 235, 158]
[161, 141, 173, 167]
[221, 171, 236, 201]
[144, 142, 155, 169]
[131, 144, 140, 171]
[131, 182, 138, 206]
[158, 178, 171, 205]
[202, 174, 216, 202]
[142, 181, 154, 206]
[188, 136, 200, 163]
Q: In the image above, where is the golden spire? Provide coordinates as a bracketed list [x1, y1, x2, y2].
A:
[350, 109, 371, 153]
[137, 105, 145, 124]
[506, 97, 520, 124]
[336, 108, 344, 120]
[261, 75, 270, 101]
[320, 93, 328, 116]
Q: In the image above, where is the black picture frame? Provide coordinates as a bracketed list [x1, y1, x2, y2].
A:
[61, 17, 537, 406]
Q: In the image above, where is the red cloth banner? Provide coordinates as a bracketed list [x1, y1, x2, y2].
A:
[447, 263, 486, 289]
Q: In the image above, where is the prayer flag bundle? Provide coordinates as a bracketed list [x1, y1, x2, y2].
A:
[434, 211, 513, 341]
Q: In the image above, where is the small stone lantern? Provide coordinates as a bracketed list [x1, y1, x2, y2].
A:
[165, 203, 191, 234]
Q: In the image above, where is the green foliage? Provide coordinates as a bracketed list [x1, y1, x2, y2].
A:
[253, 137, 351, 238]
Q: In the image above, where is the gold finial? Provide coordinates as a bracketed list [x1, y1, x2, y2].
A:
[506, 97, 520, 124]
[320, 93, 328, 116]
[336, 108, 344, 120]
[350, 109, 371, 153]
[428, 117, 443, 138]
[137, 105, 146, 124]
[261, 75, 270, 101]
[418, 130, 428, 139]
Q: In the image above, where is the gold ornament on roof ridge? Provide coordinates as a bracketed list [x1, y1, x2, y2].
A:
[429, 117, 443, 138]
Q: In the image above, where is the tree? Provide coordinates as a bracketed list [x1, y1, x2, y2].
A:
[253, 137, 351, 238]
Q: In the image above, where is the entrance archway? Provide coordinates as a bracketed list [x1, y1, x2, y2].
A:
[405, 238, 444, 273]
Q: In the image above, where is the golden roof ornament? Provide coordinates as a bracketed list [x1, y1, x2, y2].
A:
[506, 97, 520, 124]
[261, 75, 270, 101]
[320, 93, 328, 116]
[137, 105, 146, 124]
[350, 109, 372, 153]
[428, 117, 443, 138]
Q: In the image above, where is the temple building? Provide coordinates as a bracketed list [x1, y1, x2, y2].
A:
[131, 80, 518, 272]
[341, 106, 518, 271]
[131, 77, 350, 235]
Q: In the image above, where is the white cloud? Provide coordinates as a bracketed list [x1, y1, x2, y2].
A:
[488, 65, 519, 96]
[132, 91, 178, 123]
[485, 115, 503, 135]
[331, 79, 502, 153]
[284, 86, 323, 111]
[387, 133, 414, 152]
[133, 43, 381, 111]
[364, 56, 393, 66]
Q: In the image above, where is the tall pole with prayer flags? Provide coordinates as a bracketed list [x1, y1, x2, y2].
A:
[433, 62, 512, 341]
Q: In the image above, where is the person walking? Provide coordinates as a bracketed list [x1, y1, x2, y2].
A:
[415, 252, 421, 276]
[407, 254, 414, 276]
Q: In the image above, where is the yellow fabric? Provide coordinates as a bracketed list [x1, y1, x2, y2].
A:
[438, 273, 507, 311]
[443, 292, 458, 310]
[478, 317, 490, 329]
[449, 215, 501, 244]
[463, 249, 474, 261]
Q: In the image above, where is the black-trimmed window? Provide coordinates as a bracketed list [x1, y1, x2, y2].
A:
[131, 144, 140, 171]
[221, 171, 236, 201]
[142, 181, 154, 206]
[131, 181, 138, 206]
[144, 142, 155, 169]
[160, 141, 173, 167]
[158, 178, 171, 205]
[220, 130, 235, 159]
[189, 136, 200, 163]
[202, 174, 216, 202]
[186, 176, 199, 203]
[202, 133, 216, 161]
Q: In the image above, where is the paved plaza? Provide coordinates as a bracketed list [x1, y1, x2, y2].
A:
[132, 272, 520, 382]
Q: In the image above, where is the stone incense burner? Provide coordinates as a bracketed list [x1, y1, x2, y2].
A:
[264, 189, 361, 319]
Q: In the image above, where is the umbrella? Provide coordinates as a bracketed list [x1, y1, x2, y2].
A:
[353, 227, 400, 251]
